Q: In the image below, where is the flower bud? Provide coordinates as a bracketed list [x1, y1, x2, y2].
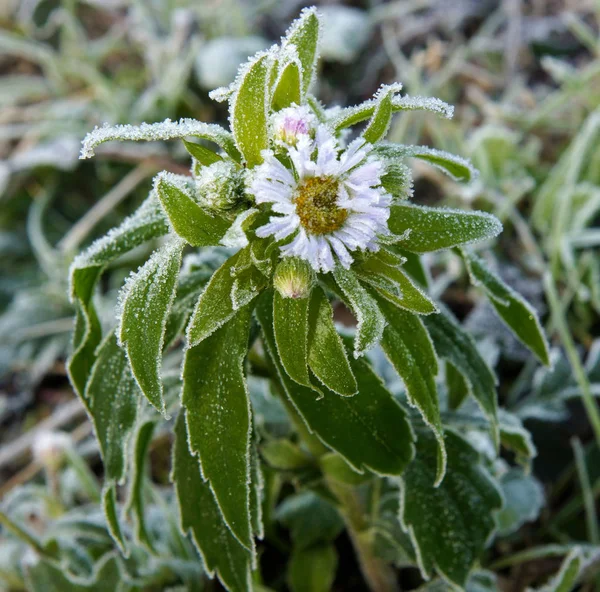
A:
[273, 257, 316, 299]
[195, 161, 246, 214]
[272, 105, 316, 147]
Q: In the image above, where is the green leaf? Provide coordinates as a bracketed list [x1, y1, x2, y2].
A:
[273, 289, 313, 389]
[118, 239, 183, 416]
[381, 161, 413, 199]
[376, 144, 477, 182]
[173, 414, 252, 592]
[330, 94, 453, 131]
[537, 549, 583, 592]
[446, 361, 469, 410]
[376, 296, 446, 485]
[249, 436, 265, 540]
[261, 439, 313, 470]
[258, 291, 414, 476]
[363, 84, 400, 144]
[231, 53, 271, 167]
[183, 139, 223, 166]
[399, 430, 503, 587]
[276, 491, 344, 550]
[25, 553, 122, 592]
[103, 484, 127, 555]
[272, 59, 302, 111]
[182, 305, 253, 550]
[331, 265, 386, 358]
[308, 288, 357, 396]
[423, 307, 498, 447]
[283, 7, 320, 94]
[186, 248, 261, 348]
[155, 172, 231, 246]
[388, 204, 502, 254]
[80, 118, 241, 161]
[462, 251, 550, 365]
[495, 468, 544, 536]
[125, 419, 156, 549]
[68, 194, 169, 403]
[498, 410, 537, 468]
[85, 331, 139, 483]
[356, 258, 438, 315]
[288, 543, 338, 592]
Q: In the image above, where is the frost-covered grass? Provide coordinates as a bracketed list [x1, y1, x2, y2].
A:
[1, 2, 600, 592]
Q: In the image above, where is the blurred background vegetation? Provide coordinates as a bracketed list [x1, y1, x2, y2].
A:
[1, 1, 599, 590]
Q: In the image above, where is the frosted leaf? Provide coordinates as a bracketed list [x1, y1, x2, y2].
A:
[391, 95, 454, 119]
[69, 191, 168, 297]
[220, 208, 259, 248]
[80, 118, 240, 161]
[377, 143, 477, 183]
[117, 237, 184, 417]
[280, 6, 322, 95]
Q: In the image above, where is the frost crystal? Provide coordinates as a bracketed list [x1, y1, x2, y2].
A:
[80, 119, 236, 159]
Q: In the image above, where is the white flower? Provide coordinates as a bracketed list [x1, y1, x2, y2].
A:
[271, 104, 316, 147]
[251, 125, 391, 273]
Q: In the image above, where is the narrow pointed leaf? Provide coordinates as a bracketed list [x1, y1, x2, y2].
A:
[80, 118, 241, 161]
[331, 265, 385, 358]
[376, 296, 446, 485]
[103, 485, 127, 555]
[184, 139, 223, 165]
[155, 172, 231, 246]
[376, 144, 477, 182]
[273, 289, 313, 389]
[356, 258, 437, 315]
[308, 288, 357, 396]
[85, 331, 139, 483]
[187, 249, 257, 347]
[399, 430, 503, 587]
[182, 305, 253, 550]
[272, 59, 302, 111]
[231, 53, 271, 167]
[68, 194, 168, 401]
[125, 419, 156, 549]
[118, 239, 183, 416]
[283, 7, 320, 94]
[446, 361, 469, 410]
[330, 93, 453, 131]
[362, 85, 399, 144]
[388, 204, 502, 253]
[423, 308, 499, 447]
[258, 291, 414, 476]
[250, 436, 265, 540]
[173, 414, 252, 592]
[462, 250, 550, 365]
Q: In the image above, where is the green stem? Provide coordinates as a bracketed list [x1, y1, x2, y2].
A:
[327, 478, 399, 592]
[544, 272, 600, 447]
[572, 438, 600, 544]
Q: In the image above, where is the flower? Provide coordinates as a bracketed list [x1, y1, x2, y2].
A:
[251, 123, 391, 273]
[271, 104, 316, 146]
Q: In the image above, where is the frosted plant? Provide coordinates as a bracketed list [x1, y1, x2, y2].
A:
[64, 7, 552, 592]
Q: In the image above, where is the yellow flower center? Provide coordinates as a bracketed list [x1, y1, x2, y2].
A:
[294, 176, 348, 235]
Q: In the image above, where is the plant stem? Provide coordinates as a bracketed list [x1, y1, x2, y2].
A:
[327, 478, 399, 592]
[572, 438, 600, 544]
[544, 272, 600, 448]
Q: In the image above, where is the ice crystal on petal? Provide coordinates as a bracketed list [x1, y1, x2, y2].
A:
[250, 125, 391, 273]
